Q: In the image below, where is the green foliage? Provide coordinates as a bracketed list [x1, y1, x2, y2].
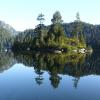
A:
[13, 11, 87, 52]
[13, 52, 86, 88]
[72, 12, 86, 47]
[46, 24, 65, 47]
[51, 11, 63, 24]
[37, 13, 45, 25]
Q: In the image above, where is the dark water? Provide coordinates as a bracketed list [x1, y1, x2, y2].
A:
[0, 51, 100, 100]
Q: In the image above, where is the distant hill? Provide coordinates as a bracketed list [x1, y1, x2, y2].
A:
[0, 21, 18, 36]
[0, 21, 18, 51]
[11, 21, 100, 50]
[63, 22, 100, 49]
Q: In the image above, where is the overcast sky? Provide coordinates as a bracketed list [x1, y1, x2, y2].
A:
[0, 0, 100, 31]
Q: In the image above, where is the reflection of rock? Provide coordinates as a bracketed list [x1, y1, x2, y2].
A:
[0, 52, 15, 73]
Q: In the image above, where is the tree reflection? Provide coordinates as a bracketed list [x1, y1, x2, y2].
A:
[14, 52, 87, 88]
[49, 66, 62, 88]
[0, 52, 14, 73]
[73, 77, 80, 89]
[49, 75, 62, 88]
[1, 50, 100, 89]
[35, 69, 44, 85]
[12, 50, 100, 89]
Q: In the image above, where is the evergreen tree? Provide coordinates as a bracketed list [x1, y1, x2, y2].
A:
[51, 11, 63, 24]
[74, 12, 85, 47]
[47, 11, 65, 47]
[37, 13, 45, 26]
[35, 13, 48, 47]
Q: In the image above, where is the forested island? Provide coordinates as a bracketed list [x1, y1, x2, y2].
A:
[0, 11, 98, 53]
[12, 11, 92, 53]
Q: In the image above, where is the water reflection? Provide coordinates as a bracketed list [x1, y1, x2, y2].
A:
[0, 51, 100, 89]
[0, 52, 15, 73]
[13, 52, 87, 88]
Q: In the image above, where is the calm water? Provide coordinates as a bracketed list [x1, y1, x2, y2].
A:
[0, 51, 100, 100]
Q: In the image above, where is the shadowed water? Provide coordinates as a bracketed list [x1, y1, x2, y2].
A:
[0, 51, 100, 100]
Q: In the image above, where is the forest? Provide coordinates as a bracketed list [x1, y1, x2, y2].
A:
[12, 11, 87, 53]
[1, 11, 100, 52]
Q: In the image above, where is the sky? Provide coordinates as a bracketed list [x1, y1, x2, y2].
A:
[0, 0, 100, 31]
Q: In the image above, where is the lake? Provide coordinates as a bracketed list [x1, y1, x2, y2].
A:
[0, 51, 100, 100]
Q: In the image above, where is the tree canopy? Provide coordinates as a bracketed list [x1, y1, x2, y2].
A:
[12, 11, 87, 52]
[51, 11, 63, 24]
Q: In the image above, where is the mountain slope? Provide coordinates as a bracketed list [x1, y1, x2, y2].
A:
[0, 21, 18, 51]
[0, 21, 18, 36]
[63, 22, 100, 49]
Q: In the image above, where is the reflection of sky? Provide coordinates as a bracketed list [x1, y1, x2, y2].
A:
[0, 0, 100, 31]
[0, 64, 100, 100]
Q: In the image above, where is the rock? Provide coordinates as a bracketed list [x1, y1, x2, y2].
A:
[73, 50, 77, 53]
[54, 50, 62, 54]
[79, 48, 85, 53]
